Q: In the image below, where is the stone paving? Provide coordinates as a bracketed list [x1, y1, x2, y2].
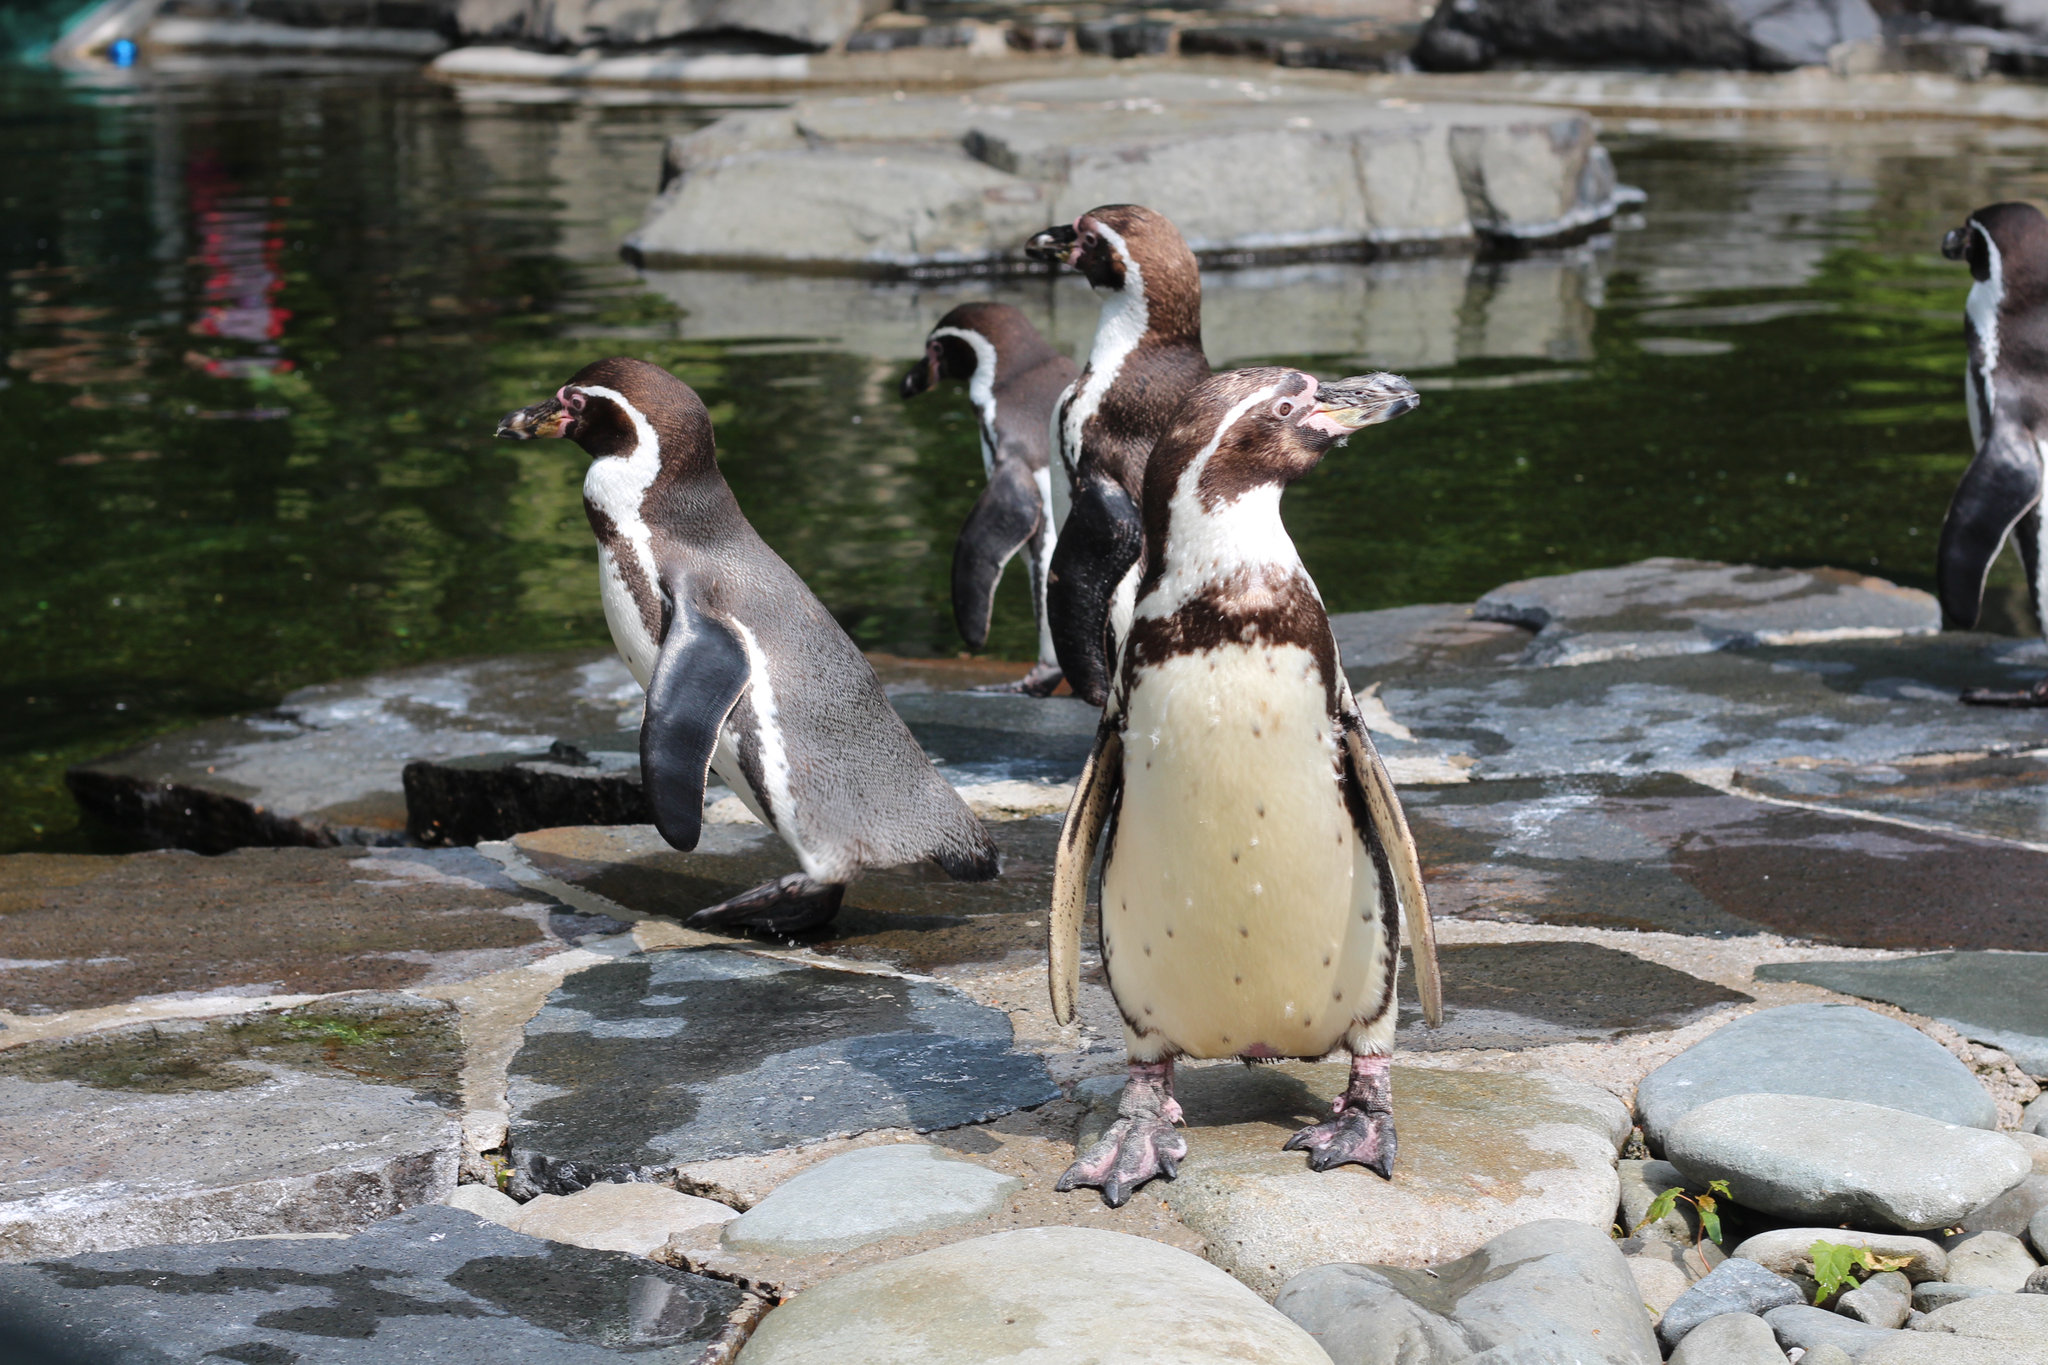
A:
[11, 559, 2048, 1360]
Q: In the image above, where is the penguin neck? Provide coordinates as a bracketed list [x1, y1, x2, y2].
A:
[1969, 234, 2005, 415]
[930, 325, 1002, 472]
[1139, 411, 1306, 625]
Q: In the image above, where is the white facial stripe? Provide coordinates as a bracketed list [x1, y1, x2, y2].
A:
[578, 382, 666, 667]
[1968, 221, 2004, 421]
[1136, 379, 1303, 625]
[1061, 220, 1149, 471]
[928, 327, 1000, 461]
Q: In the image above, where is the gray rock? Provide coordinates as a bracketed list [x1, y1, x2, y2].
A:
[0, 995, 461, 1259]
[1731, 1229, 1948, 1284]
[2036, 1208, 2048, 1259]
[505, 949, 1057, 1195]
[1962, 1176, 2048, 1240]
[2027, 1266, 2048, 1293]
[1470, 559, 1936, 668]
[1918, 1290, 2048, 1341]
[0, 1204, 756, 1361]
[453, 0, 874, 50]
[1752, 953, 2048, 1076]
[1764, 1303, 1901, 1356]
[2028, 1096, 2048, 1135]
[1625, 1247, 1693, 1317]
[1668, 1312, 1791, 1365]
[1739, 752, 2048, 848]
[1415, 0, 1880, 71]
[1919, 1282, 2002, 1311]
[1666, 1094, 2030, 1231]
[734, 1225, 1331, 1364]
[1945, 1231, 2043, 1292]
[720, 1144, 1020, 1255]
[448, 1183, 522, 1224]
[1658, 1257, 1804, 1350]
[1840, 1271, 1914, 1329]
[1619, 1158, 1697, 1246]
[1635, 1004, 1999, 1149]
[1277, 1219, 1660, 1364]
[508, 1183, 736, 1258]
[1800, 1348, 1855, 1365]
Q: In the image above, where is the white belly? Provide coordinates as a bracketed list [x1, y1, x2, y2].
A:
[599, 547, 660, 689]
[1102, 643, 1386, 1060]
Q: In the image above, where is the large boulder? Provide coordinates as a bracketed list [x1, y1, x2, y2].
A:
[1415, 0, 1881, 72]
[454, 0, 884, 51]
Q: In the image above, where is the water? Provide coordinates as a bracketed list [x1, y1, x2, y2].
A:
[2, 66, 2035, 852]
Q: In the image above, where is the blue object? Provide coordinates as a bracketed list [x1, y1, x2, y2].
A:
[109, 37, 134, 66]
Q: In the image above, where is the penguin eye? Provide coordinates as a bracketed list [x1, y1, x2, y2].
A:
[1272, 399, 1296, 419]
[1080, 230, 1099, 249]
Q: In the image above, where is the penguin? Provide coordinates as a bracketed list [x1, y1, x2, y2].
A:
[496, 357, 999, 932]
[1048, 366, 1441, 1208]
[901, 302, 1078, 696]
[1023, 204, 1211, 707]
[1938, 202, 2048, 706]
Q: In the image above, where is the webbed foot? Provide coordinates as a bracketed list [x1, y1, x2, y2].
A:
[1057, 1059, 1187, 1208]
[972, 662, 1065, 697]
[686, 874, 845, 935]
[1961, 678, 2048, 707]
[1285, 1053, 1397, 1178]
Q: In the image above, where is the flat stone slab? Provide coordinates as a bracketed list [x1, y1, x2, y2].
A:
[0, 844, 613, 1016]
[505, 1183, 738, 1258]
[506, 949, 1057, 1194]
[1471, 558, 1937, 667]
[1635, 1003, 2000, 1149]
[1407, 774, 2048, 948]
[0, 1204, 758, 1362]
[1734, 752, 2048, 846]
[721, 1143, 1021, 1255]
[1755, 953, 2048, 1077]
[0, 994, 461, 1258]
[733, 1225, 1331, 1364]
[627, 72, 1634, 271]
[1076, 1062, 1628, 1297]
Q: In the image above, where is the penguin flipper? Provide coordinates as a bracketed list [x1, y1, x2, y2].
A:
[1046, 476, 1143, 707]
[1342, 716, 1441, 1029]
[1938, 415, 2043, 629]
[1050, 720, 1122, 1026]
[642, 594, 751, 854]
[952, 459, 1044, 650]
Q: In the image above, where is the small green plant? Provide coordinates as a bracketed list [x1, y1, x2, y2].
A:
[1634, 1178, 1733, 1247]
[1807, 1240, 1913, 1304]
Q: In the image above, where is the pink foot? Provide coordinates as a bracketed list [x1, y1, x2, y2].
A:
[1285, 1053, 1397, 1178]
[973, 662, 1066, 697]
[1057, 1059, 1188, 1208]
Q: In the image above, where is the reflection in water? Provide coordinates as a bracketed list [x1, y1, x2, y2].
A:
[0, 72, 2035, 851]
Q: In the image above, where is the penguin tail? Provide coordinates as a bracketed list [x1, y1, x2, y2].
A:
[933, 821, 1001, 883]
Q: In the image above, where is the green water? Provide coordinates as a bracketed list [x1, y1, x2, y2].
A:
[1, 69, 2032, 852]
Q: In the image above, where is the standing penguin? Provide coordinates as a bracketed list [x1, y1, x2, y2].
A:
[1938, 202, 2048, 706]
[901, 303, 1078, 696]
[1024, 205, 1211, 707]
[496, 357, 998, 932]
[1049, 366, 1441, 1207]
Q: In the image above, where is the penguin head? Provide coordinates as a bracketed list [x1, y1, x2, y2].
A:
[496, 357, 714, 473]
[1943, 202, 2048, 292]
[901, 303, 1017, 399]
[1148, 367, 1419, 506]
[1025, 205, 1200, 328]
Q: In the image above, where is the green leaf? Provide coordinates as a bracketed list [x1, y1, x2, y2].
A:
[1697, 1203, 1723, 1246]
[1810, 1240, 1865, 1303]
[1634, 1188, 1680, 1233]
[1707, 1179, 1733, 1198]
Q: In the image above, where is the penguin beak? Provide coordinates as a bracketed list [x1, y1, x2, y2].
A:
[900, 352, 937, 399]
[496, 396, 567, 441]
[1304, 374, 1421, 436]
[1025, 223, 1079, 266]
[1942, 226, 1970, 261]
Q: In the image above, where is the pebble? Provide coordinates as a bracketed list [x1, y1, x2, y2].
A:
[1960, 1173, 2048, 1239]
[508, 1180, 737, 1257]
[1763, 1303, 1899, 1356]
[1667, 1311, 1790, 1365]
[1916, 1282, 1999, 1312]
[1626, 1246, 1693, 1318]
[1800, 1348, 1853, 1365]
[1664, 1094, 2031, 1231]
[1657, 1256, 1804, 1351]
[2028, 1095, 2048, 1137]
[2034, 1206, 2048, 1259]
[1618, 1158, 1696, 1246]
[1838, 1270, 1913, 1329]
[1730, 1228, 1948, 1284]
[721, 1144, 1021, 1256]
[731, 1226, 1331, 1364]
[1944, 1230, 2042, 1292]
[1634, 1004, 2000, 1148]
[2017, 1132, 2048, 1175]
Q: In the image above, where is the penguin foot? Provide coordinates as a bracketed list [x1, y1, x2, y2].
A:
[972, 662, 1066, 697]
[1285, 1053, 1397, 1178]
[1056, 1059, 1187, 1208]
[686, 874, 845, 935]
[1960, 678, 2048, 707]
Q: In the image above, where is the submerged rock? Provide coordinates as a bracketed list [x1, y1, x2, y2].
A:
[719, 1143, 1020, 1256]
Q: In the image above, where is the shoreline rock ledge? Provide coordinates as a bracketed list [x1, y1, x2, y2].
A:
[624, 72, 1640, 274]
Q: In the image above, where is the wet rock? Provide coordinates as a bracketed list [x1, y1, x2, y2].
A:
[1732, 752, 2048, 847]
[1840, 1270, 1914, 1329]
[1658, 1257, 1804, 1351]
[66, 650, 639, 852]
[0, 844, 593, 1015]
[1753, 953, 2048, 1077]
[505, 948, 1056, 1195]
[0, 1203, 758, 1361]
[1918, 1281, 1999, 1311]
[1470, 559, 1936, 668]
[719, 1143, 1019, 1256]
[1961, 1174, 2048, 1239]
[1414, 0, 1880, 71]
[1918, 1290, 2048, 1342]
[1634, 1004, 1999, 1149]
[1946, 1231, 2042, 1292]
[625, 73, 1636, 272]
[1619, 1158, 1698, 1246]
[0, 995, 461, 1258]
[1668, 1311, 1792, 1365]
[509, 1183, 737, 1258]
[1763, 1303, 1900, 1356]
[1730, 1228, 1949, 1284]
[1664, 1094, 2030, 1232]
[1277, 1219, 1660, 1363]
[447, 1182, 521, 1223]
[1074, 1062, 1628, 1297]
[734, 1225, 1329, 1364]
[453, 0, 875, 50]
